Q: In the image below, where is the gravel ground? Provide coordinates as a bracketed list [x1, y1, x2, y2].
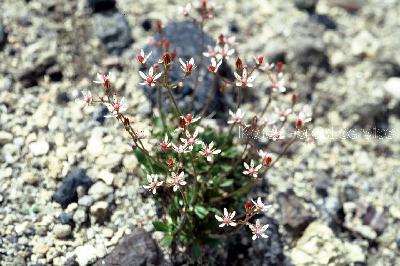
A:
[0, 0, 399, 265]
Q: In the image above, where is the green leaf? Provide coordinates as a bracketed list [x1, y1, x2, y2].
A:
[162, 234, 173, 247]
[194, 205, 209, 219]
[152, 221, 170, 232]
[219, 179, 234, 187]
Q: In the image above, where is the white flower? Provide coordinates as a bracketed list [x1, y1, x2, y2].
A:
[160, 134, 172, 150]
[168, 172, 186, 192]
[179, 3, 192, 16]
[94, 72, 112, 89]
[243, 160, 262, 178]
[234, 68, 256, 88]
[172, 143, 189, 154]
[271, 73, 286, 93]
[137, 49, 152, 64]
[208, 58, 222, 73]
[215, 208, 237, 227]
[139, 67, 162, 87]
[104, 95, 128, 117]
[76, 90, 92, 108]
[143, 174, 164, 194]
[251, 197, 270, 212]
[228, 109, 245, 125]
[258, 150, 273, 167]
[217, 44, 235, 59]
[200, 141, 221, 162]
[249, 219, 269, 240]
[179, 57, 196, 75]
[203, 45, 219, 58]
[296, 105, 312, 129]
[180, 129, 202, 150]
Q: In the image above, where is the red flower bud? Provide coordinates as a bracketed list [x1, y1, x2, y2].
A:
[162, 52, 172, 64]
[166, 158, 175, 168]
[185, 113, 193, 123]
[276, 61, 284, 72]
[236, 57, 243, 70]
[291, 94, 297, 105]
[257, 55, 264, 65]
[263, 156, 272, 167]
[218, 34, 225, 44]
[202, 0, 207, 10]
[245, 201, 252, 210]
[178, 116, 186, 129]
[296, 118, 303, 129]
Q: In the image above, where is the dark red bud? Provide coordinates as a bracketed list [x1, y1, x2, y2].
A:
[162, 52, 171, 64]
[296, 118, 303, 129]
[276, 61, 284, 72]
[178, 116, 186, 128]
[257, 55, 264, 65]
[185, 113, 193, 123]
[291, 94, 297, 105]
[156, 21, 163, 33]
[236, 57, 243, 70]
[218, 34, 225, 44]
[245, 201, 252, 210]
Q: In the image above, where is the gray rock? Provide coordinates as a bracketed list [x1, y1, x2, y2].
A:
[385, 77, 400, 100]
[94, 11, 133, 55]
[93, 228, 160, 266]
[0, 77, 12, 91]
[73, 208, 88, 226]
[53, 168, 93, 208]
[53, 224, 72, 239]
[278, 190, 314, 235]
[2, 143, 20, 164]
[143, 21, 233, 116]
[78, 195, 94, 207]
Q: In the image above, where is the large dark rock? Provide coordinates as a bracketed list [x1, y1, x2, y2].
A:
[94, 228, 160, 266]
[17, 52, 57, 87]
[88, 0, 116, 13]
[53, 168, 93, 208]
[142, 21, 233, 117]
[94, 11, 134, 55]
[0, 22, 6, 49]
[278, 190, 315, 235]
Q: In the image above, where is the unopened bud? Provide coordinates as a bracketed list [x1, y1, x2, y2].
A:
[156, 20, 163, 33]
[276, 61, 284, 72]
[291, 94, 297, 105]
[257, 55, 264, 65]
[245, 201, 252, 210]
[236, 57, 243, 70]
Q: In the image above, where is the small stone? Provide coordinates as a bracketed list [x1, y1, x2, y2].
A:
[344, 242, 365, 263]
[294, 0, 318, 13]
[88, 181, 113, 200]
[0, 131, 13, 145]
[2, 143, 19, 164]
[141, 19, 152, 31]
[53, 168, 93, 208]
[343, 184, 359, 202]
[29, 141, 50, 156]
[59, 213, 75, 227]
[56, 91, 70, 105]
[22, 172, 38, 185]
[122, 155, 138, 172]
[75, 244, 98, 266]
[53, 224, 72, 239]
[314, 174, 330, 197]
[78, 195, 94, 207]
[0, 22, 7, 49]
[385, 77, 400, 101]
[0, 77, 12, 91]
[93, 229, 159, 266]
[73, 208, 88, 225]
[32, 244, 49, 256]
[90, 201, 109, 223]
[99, 170, 114, 185]
[389, 206, 400, 219]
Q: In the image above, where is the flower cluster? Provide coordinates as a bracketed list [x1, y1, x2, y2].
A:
[76, 0, 313, 260]
[215, 197, 271, 240]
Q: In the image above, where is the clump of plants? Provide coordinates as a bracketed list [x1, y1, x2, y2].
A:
[77, 0, 312, 262]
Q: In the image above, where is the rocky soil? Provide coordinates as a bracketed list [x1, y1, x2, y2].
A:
[0, 0, 399, 265]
